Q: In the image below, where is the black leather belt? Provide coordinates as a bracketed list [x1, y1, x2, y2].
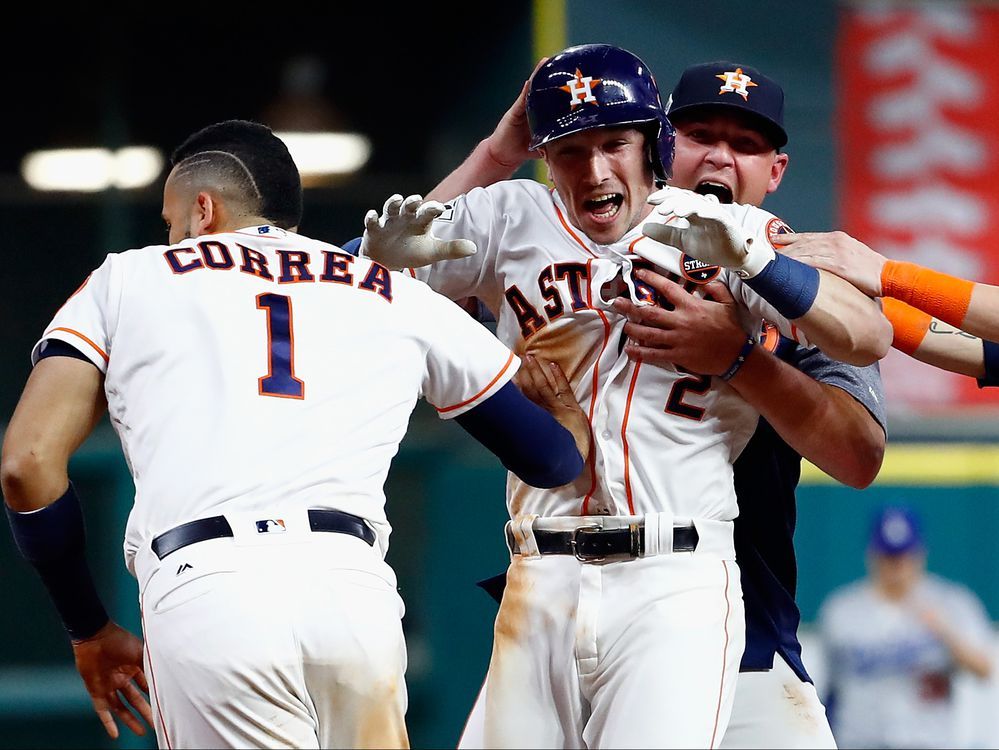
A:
[506, 522, 698, 561]
[151, 509, 376, 560]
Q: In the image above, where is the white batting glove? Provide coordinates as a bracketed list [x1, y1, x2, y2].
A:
[641, 186, 774, 279]
[359, 194, 477, 270]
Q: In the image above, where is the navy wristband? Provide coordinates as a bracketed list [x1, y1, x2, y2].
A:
[720, 337, 756, 382]
[978, 339, 999, 389]
[745, 253, 820, 320]
[6, 484, 109, 641]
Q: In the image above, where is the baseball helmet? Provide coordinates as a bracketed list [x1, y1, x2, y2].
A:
[527, 44, 675, 184]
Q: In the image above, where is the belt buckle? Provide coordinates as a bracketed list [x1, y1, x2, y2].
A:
[571, 524, 637, 563]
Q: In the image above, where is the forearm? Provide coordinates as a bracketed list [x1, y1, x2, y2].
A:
[939, 630, 993, 679]
[881, 260, 999, 342]
[727, 347, 884, 488]
[883, 298, 987, 378]
[792, 271, 892, 366]
[426, 137, 524, 203]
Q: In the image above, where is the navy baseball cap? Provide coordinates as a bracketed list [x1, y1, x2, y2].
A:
[869, 505, 924, 556]
[666, 61, 787, 148]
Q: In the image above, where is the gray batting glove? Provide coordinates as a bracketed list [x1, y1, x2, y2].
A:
[641, 186, 773, 279]
[359, 194, 477, 270]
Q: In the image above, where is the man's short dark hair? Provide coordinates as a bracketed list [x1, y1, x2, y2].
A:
[171, 120, 303, 229]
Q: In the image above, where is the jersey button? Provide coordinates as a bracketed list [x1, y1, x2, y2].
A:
[601, 430, 612, 439]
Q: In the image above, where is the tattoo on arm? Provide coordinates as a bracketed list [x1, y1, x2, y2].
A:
[928, 321, 978, 340]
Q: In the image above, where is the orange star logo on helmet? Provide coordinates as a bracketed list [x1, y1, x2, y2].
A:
[716, 68, 758, 101]
[560, 69, 603, 109]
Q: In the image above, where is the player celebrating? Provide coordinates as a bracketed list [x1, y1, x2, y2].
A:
[429, 59, 887, 750]
[361, 45, 890, 748]
[0, 120, 591, 749]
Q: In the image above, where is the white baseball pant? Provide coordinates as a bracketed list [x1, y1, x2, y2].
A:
[134, 510, 409, 749]
[478, 515, 744, 749]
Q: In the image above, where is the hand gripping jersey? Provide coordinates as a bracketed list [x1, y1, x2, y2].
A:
[34, 225, 518, 575]
[414, 180, 806, 524]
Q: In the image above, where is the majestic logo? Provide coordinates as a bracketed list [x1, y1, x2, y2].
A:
[560, 68, 602, 109]
[765, 217, 794, 249]
[716, 68, 758, 101]
[680, 254, 721, 284]
[256, 519, 287, 534]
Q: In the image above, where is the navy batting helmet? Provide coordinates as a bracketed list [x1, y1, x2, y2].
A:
[527, 44, 675, 184]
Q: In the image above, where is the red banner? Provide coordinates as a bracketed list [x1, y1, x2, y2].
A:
[839, 3, 999, 412]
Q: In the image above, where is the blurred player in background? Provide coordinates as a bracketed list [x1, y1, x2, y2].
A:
[361, 44, 889, 748]
[0, 120, 590, 749]
[775, 230, 999, 388]
[440, 59, 887, 750]
[818, 504, 993, 749]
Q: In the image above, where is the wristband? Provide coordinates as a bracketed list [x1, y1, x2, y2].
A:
[6, 483, 109, 641]
[744, 253, 820, 320]
[720, 337, 756, 381]
[881, 298, 932, 356]
[880, 260, 974, 329]
[979, 340, 999, 389]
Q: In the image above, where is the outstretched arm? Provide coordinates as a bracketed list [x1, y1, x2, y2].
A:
[1, 356, 152, 739]
[777, 230, 999, 342]
[426, 58, 545, 203]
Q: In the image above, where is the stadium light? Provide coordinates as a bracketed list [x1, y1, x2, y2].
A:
[275, 131, 372, 178]
[22, 147, 164, 192]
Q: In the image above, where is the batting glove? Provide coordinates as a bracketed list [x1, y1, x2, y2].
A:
[641, 186, 774, 279]
[360, 194, 477, 270]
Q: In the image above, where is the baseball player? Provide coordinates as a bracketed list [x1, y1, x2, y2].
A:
[0, 120, 591, 749]
[775, 230, 999, 386]
[434, 60, 887, 750]
[360, 45, 890, 748]
[818, 505, 993, 748]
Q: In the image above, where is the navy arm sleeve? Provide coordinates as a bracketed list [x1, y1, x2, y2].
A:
[35, 339, 96, 366]
[455, 381, 583, 489]
[978, 340, 999, 388]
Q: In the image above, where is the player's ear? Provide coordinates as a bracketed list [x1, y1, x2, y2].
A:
[192, 191, 218, 236]
[767, 152, 790, 195]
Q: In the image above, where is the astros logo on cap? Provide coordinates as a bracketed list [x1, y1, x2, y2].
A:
[716, 68, 758, 101]
[561, 69, 603, 109]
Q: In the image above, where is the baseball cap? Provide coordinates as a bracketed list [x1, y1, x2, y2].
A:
[869, 505, 924, 556]
[666, 61, 787, 148]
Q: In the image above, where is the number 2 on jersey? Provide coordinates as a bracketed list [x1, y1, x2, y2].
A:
[665, 373, 709, 421]
[256, 293, 305, 399]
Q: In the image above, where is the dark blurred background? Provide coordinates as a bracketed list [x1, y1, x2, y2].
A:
[2, 2, 999, 748]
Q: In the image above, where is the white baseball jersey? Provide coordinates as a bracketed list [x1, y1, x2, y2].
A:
[34, 225, 518, 574]
[414, 180, 804, 524]
[819, 574, 993, 748]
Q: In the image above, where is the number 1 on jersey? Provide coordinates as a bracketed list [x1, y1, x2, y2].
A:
[257, 293, 305, 399]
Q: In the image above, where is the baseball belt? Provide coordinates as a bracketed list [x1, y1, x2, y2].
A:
[150, 508, 376, 560]
[506, 522, 698, 562]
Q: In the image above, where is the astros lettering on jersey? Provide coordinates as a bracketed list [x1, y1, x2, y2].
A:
[412, 180, 807, 524]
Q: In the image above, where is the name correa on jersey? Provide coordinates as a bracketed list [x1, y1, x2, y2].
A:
[164, 241, 394, 302]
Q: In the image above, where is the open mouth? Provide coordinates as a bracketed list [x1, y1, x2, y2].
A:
[583, 193, 624, 221]
[694, 181, 733, 204]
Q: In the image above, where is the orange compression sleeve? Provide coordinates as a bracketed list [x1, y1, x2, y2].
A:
[880, 260, 974, 329]
[881, 297, 932, 355]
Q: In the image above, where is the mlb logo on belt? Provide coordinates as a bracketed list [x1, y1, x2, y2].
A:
[256, 519, 287, 534]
